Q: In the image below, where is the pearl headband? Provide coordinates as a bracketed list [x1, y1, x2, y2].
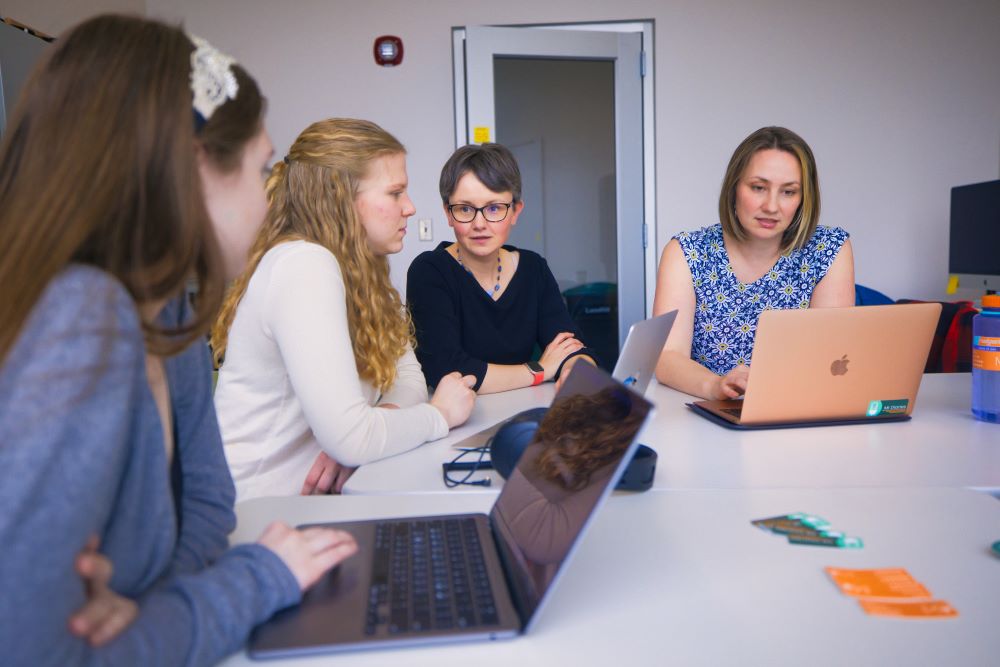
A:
[188, 34, 238, 129]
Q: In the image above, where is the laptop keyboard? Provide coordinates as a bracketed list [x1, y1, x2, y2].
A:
[721, 407, 743, 418]
[364, 518, 500, 635]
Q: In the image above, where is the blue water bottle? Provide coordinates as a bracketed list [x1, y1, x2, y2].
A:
[972, 294, 1000, 422]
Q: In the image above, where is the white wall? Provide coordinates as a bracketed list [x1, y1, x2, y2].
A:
[1, 0, 145, 36]
[10, 0, 1000, 301]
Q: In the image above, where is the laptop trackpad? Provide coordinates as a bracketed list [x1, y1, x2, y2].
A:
[250, 521, 375, 652]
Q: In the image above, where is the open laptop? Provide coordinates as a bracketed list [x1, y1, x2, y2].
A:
[451, 310, 675, 451]
[612, 310, 677, 393]
[688, 303, 941, 428]
[249, 362, 653, 658]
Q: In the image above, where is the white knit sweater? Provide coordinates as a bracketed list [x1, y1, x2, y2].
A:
[215, 241, 448, 500]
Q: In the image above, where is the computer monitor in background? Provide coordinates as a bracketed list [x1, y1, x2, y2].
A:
[949, 179, 1000, 293]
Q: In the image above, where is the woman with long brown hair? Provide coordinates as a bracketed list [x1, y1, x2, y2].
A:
[0, 15, 355, 664]
[212, 118, 476, 500]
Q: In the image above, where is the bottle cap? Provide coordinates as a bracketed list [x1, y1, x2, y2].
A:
[982, 294, 1000, 309]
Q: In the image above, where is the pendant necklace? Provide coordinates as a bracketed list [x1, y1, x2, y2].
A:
[456, 246, 502, 298]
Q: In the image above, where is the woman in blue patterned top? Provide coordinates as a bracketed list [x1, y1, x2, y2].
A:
[652, 127, 854, 399]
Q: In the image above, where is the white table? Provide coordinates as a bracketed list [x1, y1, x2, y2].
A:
[222, 487, 1000, 666]
[343, 373, 1000, 496]
[343, 383, 555, 495]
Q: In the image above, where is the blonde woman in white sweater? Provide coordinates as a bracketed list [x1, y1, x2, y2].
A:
[212, 119, 476, 500]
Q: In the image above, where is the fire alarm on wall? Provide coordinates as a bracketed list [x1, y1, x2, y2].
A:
[373, 35, 403, 67]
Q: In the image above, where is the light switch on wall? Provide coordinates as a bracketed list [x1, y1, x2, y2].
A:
[418, 218, 433, 241]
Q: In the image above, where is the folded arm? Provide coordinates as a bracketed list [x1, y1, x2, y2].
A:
[0, 269, 300, 667]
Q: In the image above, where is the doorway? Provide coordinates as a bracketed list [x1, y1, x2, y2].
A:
[452, 22, 654, 369]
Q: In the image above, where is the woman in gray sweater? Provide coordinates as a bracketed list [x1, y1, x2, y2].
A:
[0, 15, 356, 666]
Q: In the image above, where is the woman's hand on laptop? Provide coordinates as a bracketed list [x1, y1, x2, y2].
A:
[301, 452, 356, 495]
[430, 372, 477, 428]
[258, 522, 359, 591]
[68, 535, 138, 646]
[713, 364, 749, 400]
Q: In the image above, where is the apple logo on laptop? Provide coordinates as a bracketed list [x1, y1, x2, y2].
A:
[830, 355, 850, 376]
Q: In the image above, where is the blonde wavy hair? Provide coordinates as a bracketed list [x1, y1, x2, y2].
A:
[211, 118, 412, 393]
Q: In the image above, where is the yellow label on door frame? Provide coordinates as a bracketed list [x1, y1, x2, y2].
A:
[473, 126, 491, 143]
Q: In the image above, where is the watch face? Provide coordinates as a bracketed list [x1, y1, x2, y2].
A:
[527, 361, 544, 373]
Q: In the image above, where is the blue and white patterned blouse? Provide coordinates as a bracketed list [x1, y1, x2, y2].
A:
[675, 223, 849, 375]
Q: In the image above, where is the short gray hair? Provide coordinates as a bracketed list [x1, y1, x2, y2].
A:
[439, 143, 522, 204]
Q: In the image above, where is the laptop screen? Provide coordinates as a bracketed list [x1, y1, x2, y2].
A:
[488, 363, 653, 628]
[612, 309, 676, 394]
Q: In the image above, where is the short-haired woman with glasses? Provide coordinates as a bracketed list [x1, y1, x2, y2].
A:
[407, 143, 596, 394]
[652, 126, 854, 400]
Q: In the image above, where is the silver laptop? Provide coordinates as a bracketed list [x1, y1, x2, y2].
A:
[249, 362, 654, 658]
[612, 310, 677, 394]
[451, 311, 674, 452]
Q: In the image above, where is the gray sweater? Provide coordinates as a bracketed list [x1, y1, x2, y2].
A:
[0, 265, 300, 666]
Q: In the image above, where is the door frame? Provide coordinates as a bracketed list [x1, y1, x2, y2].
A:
[452, 20, 657, 320]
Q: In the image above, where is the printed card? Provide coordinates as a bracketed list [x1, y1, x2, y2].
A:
[824, 567, 931, 599]
[857, 599, 958, 619]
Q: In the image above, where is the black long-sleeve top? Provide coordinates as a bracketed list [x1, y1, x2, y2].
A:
[406, 242, 593, 391]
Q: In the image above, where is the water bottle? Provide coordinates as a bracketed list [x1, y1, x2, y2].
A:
[971, 294, 1000, 422]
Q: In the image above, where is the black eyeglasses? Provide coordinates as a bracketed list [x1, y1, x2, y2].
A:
[446, 202, 513, 224]
[441, 445, 494, 487]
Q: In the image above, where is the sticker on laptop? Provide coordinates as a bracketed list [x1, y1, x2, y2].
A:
[866, 399, 909, 417]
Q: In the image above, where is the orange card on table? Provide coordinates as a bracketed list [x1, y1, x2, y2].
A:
[824, 567, 931, 599]
[858, 599, 958, 619]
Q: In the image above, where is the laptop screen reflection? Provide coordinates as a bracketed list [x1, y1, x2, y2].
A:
[489, 364, 651, 623]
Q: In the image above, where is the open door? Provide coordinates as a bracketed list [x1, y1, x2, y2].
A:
[454, 26, 645, 369]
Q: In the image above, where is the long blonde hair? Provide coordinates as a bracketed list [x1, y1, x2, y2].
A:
[211, 118, 412, 393]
